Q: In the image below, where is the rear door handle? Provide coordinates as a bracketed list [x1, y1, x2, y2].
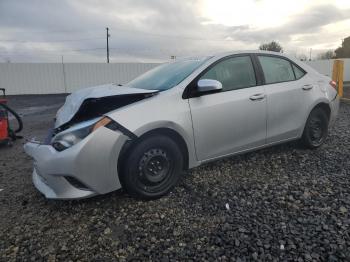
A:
[249, 93, 265, 101]
[302, 84, 313, 90]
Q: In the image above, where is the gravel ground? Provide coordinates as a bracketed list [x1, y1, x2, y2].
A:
[1, 95, 350, 261]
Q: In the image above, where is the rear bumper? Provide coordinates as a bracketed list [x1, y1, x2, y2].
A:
[24, 127, 128, 200]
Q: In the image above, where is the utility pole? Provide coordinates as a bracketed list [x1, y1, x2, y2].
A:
[61, 55, 67, 93]
[106, 27, 110, 63]
[309, 48, 312, 61]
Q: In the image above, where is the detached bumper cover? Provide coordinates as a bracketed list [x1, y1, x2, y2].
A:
[24, 127, 128, 199]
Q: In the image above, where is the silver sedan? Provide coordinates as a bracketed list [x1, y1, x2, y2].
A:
[24, 51, 339, 200]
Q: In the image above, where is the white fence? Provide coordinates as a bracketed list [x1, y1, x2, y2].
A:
[306, 59, 350, 81]
[0, 59, 349, 95]
[0, 63, 160, 95]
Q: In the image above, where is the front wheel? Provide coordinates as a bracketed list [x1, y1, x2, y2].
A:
[301, 108, 329, 149]
[120, 135, 184, 200]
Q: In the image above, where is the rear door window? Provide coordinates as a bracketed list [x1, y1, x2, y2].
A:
[258, 56, 295, 84]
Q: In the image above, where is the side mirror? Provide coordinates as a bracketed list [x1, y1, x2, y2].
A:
[197, 79, 222, 93]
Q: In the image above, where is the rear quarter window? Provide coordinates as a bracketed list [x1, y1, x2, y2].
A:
[292, 64, 306, 79]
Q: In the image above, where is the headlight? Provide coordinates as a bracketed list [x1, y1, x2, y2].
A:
[52, 117, 113, 151]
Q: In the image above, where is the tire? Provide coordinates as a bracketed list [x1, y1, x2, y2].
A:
[302, 108, 329, 149]
[120, 135, 184, 200]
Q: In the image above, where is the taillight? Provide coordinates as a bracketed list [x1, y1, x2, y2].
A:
[329, 80, 337, 90]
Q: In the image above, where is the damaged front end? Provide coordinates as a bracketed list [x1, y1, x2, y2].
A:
[24, 83, 158, 199]
[54, 83, 159, 134]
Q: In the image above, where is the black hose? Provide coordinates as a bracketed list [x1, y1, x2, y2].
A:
[0, 103, 23, 133]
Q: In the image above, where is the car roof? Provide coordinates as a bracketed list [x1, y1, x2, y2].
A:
[210, 50, 319, 75]
[177, 51, 290, 63]
[212, 50, 288, 58]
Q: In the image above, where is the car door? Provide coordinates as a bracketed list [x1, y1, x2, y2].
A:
[256, 55, 314, 144]
[188, 55, 267, 161]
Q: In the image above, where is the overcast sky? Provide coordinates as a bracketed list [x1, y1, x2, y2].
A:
[0, 0, 349, 63]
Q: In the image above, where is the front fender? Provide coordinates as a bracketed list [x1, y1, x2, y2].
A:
[106, 90, 200, 168]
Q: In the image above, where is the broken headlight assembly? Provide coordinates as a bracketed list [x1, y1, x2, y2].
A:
[52, 117, 115, 151]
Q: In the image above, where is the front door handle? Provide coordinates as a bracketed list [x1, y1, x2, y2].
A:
[302, 84, 313, 90]
[249, 93, 265, 101]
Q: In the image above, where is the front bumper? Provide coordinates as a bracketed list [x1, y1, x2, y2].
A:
[24, 126, 128, 200]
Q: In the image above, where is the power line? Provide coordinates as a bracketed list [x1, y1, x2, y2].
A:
[0, 28, 102, 34]
[0, 37, 105, 43]
[1, 26, 240, 44]
[0, 47, 105, 55]
[0, 45, 212, 56]
[106, 26, 239, 42]
[3, 26, 228, 41]
[61, 47, 105, 53]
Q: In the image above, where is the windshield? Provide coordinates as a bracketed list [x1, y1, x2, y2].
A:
[127, 57, 211, 91]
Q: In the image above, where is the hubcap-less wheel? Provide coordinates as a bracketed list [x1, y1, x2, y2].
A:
[138, 148, 171, 184]
[302, 108, 328, 149]
[309, 117, 324, 144]
[120, 135, 184, 199]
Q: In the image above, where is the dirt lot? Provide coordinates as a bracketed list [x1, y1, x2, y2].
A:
[1, 95, 350, 261]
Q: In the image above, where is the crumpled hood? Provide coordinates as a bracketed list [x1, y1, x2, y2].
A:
[55, 83, 158, 128]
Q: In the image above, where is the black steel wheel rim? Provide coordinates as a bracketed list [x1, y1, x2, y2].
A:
[137, 148, 174, 192]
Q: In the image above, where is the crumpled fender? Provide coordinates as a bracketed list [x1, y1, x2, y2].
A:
[55, 83, 158, 128]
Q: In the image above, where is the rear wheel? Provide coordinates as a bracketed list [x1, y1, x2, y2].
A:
[120, 135, 183, 200]
[302, 108, 329, 148]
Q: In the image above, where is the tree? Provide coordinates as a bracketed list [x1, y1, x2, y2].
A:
[259, 41, 283, 53]
[318, 50, 335, 60]
[335, 36, 350, 58]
